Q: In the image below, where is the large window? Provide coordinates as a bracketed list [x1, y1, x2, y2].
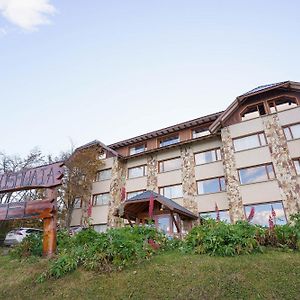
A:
[241, 104, 266, 121]
[159, 135, 180, 147]
[233, 133, 267, 152]
[200, 210, 230, 223]
[127, 190, 145, 199]
[93, 193, 110, 206]
[239, 164, 275, 185]
[244, 202, 287, 226]
[192, 128, 210, 139]
[197, 177, 225, 195]
[96, 169, 112, 181]
[159, 184, 183, 199]
[129, 144, 146, 155]
[128, 165, 147, 178]
[284, 123, 300, 141]
[159, 157, 181, 173]
[268, 98, 298, 113]
[293, 159, 300, 175]
[195, 148, 221, 165]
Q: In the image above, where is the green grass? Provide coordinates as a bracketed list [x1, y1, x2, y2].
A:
[1, 250, 300, 299]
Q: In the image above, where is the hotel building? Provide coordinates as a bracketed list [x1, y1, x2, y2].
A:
[71, 81, 300, 233]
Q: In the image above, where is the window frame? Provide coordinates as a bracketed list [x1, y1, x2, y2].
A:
[199, 209, 231, 223]
[73, 197, 82, 209]
[293, 158, 300, 175]
[129, 143, 147, 155]
[238, 163, 276, 185]
[158, 157, 182, 173]
[127, 165, 147, 179]
[192, 128, 210, 139]
[96, 168, 112, 181]
[240, 103, 267, 121]
[159, 184, 183, 199]
[283, 122, 300, 141]
[233, 132, 267, 152]
[92, 193, 110, 206]
[268, 96, 298, 113]
[126, 189, 146, 199]
[159, 135, 180, 148]
[194, 148, 222, 166]
[197, 177, 226, 195]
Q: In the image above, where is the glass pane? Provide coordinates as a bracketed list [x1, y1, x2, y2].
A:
[245, 202, 287, 226]
[128, 166, 145, 178]
[99, 169, 112, 180]
[275, 99, 297, 112]
[160, 158, 181, 172]
[220, 177, 226, 191]
[127, 190, 144, 199]
[198, 178, 220, 194]
[94, 224, 107, 233]
[157, 216, 170, 234]
[266, 164, 275, 179]
[239, 165, 268, 184]
[195, 150, 217, 165]
[94, 193, 110, 205]
[294, 160, 300, 175]
[192, 129, 210, 139]
[74, 198, 81, 208]
[234, 134, 260, 151]
[130, 145, 146, 155]
[200, 211, 231, 223]
[160, 136, 180, 147]
[284, 127, 292, 140]
[162, 185, 183, 199]
[216, 149, 222, 160]
[290, 124, 300, 139]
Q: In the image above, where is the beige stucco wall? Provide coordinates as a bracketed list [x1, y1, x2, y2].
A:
[126, 176, 147, 192]
[91, 205, 109, 224]
[70, 209, 82, 226]
[287, 140, 300, 159]
[194, 161, 224, 180]
[234, 146, 272, 169]
[196, 192, 228, 212]
[229, 117, 264, 138]
[277, 106, 300, 126]
[240, 180, 281, 205]
[191, 137, 222, 153]
[92, 180, 111, 194]
[157, 170, 182, 187]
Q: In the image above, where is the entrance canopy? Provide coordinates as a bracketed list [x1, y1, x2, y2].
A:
[115, 190, 198, 221]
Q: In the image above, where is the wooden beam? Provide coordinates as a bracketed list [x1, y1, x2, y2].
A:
[170, 211, 181, 234]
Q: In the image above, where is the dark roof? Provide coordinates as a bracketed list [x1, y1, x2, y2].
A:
[108, 111, 223, 149]
[240, 81, 288, 97]
[125, 190, 198, 219]
[75, 139, 120, 157]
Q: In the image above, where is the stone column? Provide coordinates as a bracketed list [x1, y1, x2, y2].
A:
[180, 146, 198, 214]
[221, 127, 245, 223]
[263, 115, 300, 220]
[147, 154, 158, 192]
[107, 157, 126, 228]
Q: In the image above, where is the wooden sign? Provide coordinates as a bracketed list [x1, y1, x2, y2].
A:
[0, 162, 64, 193]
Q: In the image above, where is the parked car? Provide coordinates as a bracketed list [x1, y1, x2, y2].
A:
[4, 228, 42, 246]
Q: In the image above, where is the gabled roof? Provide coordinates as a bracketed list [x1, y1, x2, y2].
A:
[75, 139, 120, 157]
[118, 190, 198, 220]
[209, 81, 300, 133]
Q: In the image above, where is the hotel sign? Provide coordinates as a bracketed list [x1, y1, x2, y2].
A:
[0, 162, 64, 193]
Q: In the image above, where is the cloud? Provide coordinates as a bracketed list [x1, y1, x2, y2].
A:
[0, 0, 56, 31]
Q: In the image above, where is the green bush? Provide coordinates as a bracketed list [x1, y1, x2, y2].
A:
[10, 233, 43, 258]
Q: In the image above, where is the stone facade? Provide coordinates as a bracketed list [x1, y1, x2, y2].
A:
[221, 127, 245, 223]
[107, 157, 126, 228]
[146, 154, 158, 192]
[180, 146, 198, 214]
[263, 115, 300, 220]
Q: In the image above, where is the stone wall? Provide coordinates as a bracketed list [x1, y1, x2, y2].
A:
[146, 154, 158, 192]
[221, 127, 245, 223]
[107, 157, 126, 228]
[180, 146, 198, 214]
[263, 115, 300, 220]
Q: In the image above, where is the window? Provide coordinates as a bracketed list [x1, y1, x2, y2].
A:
[129, 144, 146, 155]
[159, 184, 183, 199]
[284, 123, 300, 141]
[128, 165, 147, 178]
[244, 202, 287, 226]
[73, 198, 81, 209]
[94, 224, 107, 233]
[195, 148, 221, 165]
[293, 159, 300, 175]
[197, 177, 225, 194]
[269, 98, 298, 113]
[241, 104, 266, 121]
[98, 151, 107, 159]
[159, 135, 180, 147]
[200, 210, 230, 223]
[93, 193, 110, 206]
[233, 133, 267, 152]
[96, 169, 112, 181]
[159, 157, 181, 172]
[239, 164, 275, 185]
[192, 128, 210, 139]
[127, 190, 145, 199]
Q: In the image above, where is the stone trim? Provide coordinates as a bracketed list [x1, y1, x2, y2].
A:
[263, 115, 300, 220]
[221, 127, 245, 222]
[146, 155, 158, 192]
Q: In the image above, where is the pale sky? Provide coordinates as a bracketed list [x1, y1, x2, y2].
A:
[1, 0, 299, 157]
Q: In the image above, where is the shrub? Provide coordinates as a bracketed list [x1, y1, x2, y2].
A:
[10, 233, 43, 258]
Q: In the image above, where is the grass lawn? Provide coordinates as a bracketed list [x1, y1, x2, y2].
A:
[0, 250, 300, 299]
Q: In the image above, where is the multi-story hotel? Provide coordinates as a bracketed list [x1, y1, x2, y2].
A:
[71, 81, 300, 234]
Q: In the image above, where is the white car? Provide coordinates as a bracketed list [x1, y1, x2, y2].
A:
[4, 228, 42, 246]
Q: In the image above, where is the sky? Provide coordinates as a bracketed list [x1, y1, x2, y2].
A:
[0, 0, 300, 157]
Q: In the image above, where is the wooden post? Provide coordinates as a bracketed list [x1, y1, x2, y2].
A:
[170, 211, 181, 237]
[42, 188, 57, 257]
